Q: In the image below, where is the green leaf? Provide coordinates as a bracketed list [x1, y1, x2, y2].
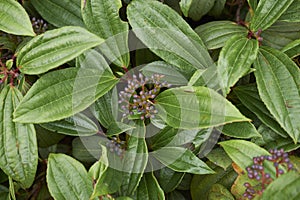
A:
[208, 0, 226, 17]
[157, 167, 185, 193]
[0, 185, 9, 200]
[155, 86, 249, 129]
[35, 125, 65, 148]
[247, 0, 258, 11]
[40, 113, 99, 136]
[106, 121, 135, 136]
[234, 85, 288, 137]
[47, 153, 93, 200]
[76, 49, 112, 71]
[217, 35, 259, 95]
[180, 0, 215, 21]
[17, 26, 104, 75]
[261, 21, 300, 50]
[0, 86, 38, 188]
[261, 171, 300, 200]
[121, 120, 148, 196]
[127, 0, 214, 75]
[82, 0, 130, 67]
[278, 0, 300, 22]
[188, 66, 221, 90]
[152, 147, 214, 174]
[166, 190, 186, 200]
[0, 0, 35, 36]
[208, 184, 235, 200]
[254, 46, 300, 143]
[250, 0, 295, 31]
[136, 173, 165, 200]
[194, 21, 247, 50]
[31, 0, 85, 27]
[206, 148, 233, 170]
[217, 122, 261, 139]
[219, 140, 270, 170]
[14, 67, 118, 123]
[282, 39, 300, 58]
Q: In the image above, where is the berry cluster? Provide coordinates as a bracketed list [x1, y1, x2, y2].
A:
[31, 17, 48, 34]
[118, 73, 171, 120]
[243, 148, 294, 199]
[106, 137, 126, 157]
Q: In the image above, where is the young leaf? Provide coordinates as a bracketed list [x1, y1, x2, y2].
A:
[180, 0, 215, 21]
[155, 86, 249, 129]
[17, 26, 104, 75]
[14, 67, 118, 123]
[40, 113, 99, 136]
[0, 86, 38, 188]
[217, 35, 259, 95]
[127, 0, 214, 75]
[82, 0, 130, 67]
[152, 147, 214, 174]
[278, 0, 300, 22]
[250, 0, 295, 31]
[261, 171, 300, 200]
[31, 0, 85, 27]
[194, 21, 247, 50]
[46, 153, 93, 200]
[282, 39, 300, 58]
[136, 173, 165, 200]
[0, 0, 35, 36]
[254, 46, 300, 143]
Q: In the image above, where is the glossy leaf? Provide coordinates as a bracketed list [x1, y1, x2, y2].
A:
[219, 140, 270, 170]
[152, 147, 214, 174]
[234, 84, 288, 137]
[157, 167, 185, 193]
[121, 120, 148, 196]
[261, 21, 300, 50]
[0, 86, 38, 188]
[194, 21, 247, 50]
[217, 122, 261, 139]
[47, 153, 93, 200]
[250, 0, 295, 31]
[127, 0, 214, 75]
[254, 46, 300, 143]
[17, 26, 104, 75]
[180, 0, 215, 21]
[217, 35, 259, 95]
[40, 113, 99, 136]
[136, 173, 165, 200]
[282, 39, 300, 58]
[14, 67, 118, 123]
[82, 0, 130, 67]
[31, 0, 85, 27]
[261, 171, 300, 200]
[278, 0, 300, 22]
[0, 0, 35, 36]
[155, 86, 249, 129]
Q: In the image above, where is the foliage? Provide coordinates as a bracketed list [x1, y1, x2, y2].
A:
[0, 0, 300, 199]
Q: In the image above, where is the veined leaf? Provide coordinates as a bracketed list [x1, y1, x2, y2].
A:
[250, 0, 295, 31]
[261, 172, 300, 200]
[136, 173, 165, 200]
[157, 167, 185, 193]
[217, 35, 259, 95]
[180, 0, 215, 21]
[40, 113, 99, 136]
[188, 66, 221, 91]
[0, 0, 35, 36]
[76, 49, 112, 71]
[254, 46, 300, 143]
[247, 0, 258, 11]
[106, 121, 135, 136]
[0, 86, 38, 188]
[155, 86, 249, 129]
[127, 0, 214, 75]
[17, 26, 104, 75]
[217, 122, 261, 139]
[46, 153, 93, 200]
[121, 120, 148, 196]
[152, 147, 214, 174]
[282, 39, 300, 58]
[208, 184, 235, 200]
[14, 67, 118, 123]
[195, 21, 247, 50]
[31, 0, 85, 27]
[82, 0, 130, 67]
[278, 0, 300, 22]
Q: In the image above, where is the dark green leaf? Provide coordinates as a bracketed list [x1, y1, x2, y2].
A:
[0, 0, 35, 36]
[254, 46, 300, 143]
[0, 185, 9, 200]
[31, 0, 85, 27]
[155, 86, 249, 129]
[206, 148, 232, 170]
[208, 184, 235, 200]
[157, 167, 185, 193]
[35, 125, 65, 148]
[17, 26, 104, 75]
[82, 0, 130, 67]
[0, 86, 38, 188]
[282, 39, 300, 58]
[47, 153, 93, 200]
[14, 67, 118, 123]
[217, 122, 261, 139]
[136, 173, 165, 200]
[208, 0, 226, 17]
[180, 0, 215, 21]
[278, 0, 300, 22]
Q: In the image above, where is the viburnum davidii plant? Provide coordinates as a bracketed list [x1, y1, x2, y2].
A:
[0, 0, 300, 199]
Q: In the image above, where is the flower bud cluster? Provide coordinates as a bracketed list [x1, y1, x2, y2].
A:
[243, 148, 294, 199]
[31, 17, 48, 34]
[106, 137, 125, 157]
[118, 73, 171, 120]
